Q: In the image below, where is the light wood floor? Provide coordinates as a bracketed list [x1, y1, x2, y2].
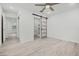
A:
[0, 38, 79, 56]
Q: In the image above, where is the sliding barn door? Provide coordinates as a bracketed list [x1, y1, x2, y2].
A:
[34, 15, 47, 39]
[34, 16, 41, 39]
[41, 17, 47, 38]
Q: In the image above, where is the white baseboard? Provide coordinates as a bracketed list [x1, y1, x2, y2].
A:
[48, 36, 79, 43]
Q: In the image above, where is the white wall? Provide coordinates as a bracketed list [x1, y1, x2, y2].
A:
[48, 8, 79, 43]
[0, 4, 34, 44]
[19, 9, 34, 42]
[3, 6, 34, 43]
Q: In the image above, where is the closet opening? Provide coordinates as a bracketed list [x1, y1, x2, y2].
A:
[32, 13, 48, 40]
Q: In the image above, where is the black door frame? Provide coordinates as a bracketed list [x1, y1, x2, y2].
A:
[1, 15, 3, 44]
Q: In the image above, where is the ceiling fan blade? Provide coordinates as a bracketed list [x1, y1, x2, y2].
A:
[49, 6, 54, 11]
[35, 4, 46, 6]
[40, 7, 46, 12]
[46, 3, 59, 6]
[35, 3, 59, 6]
[51, 3, 59, 5]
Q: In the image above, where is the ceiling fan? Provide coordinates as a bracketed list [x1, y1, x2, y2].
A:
[35, 3, 59, 12]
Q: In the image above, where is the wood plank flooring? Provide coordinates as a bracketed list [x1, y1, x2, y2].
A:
[0, 38, 79, 56]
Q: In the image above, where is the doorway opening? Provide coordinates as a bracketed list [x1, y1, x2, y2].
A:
[4, 16, 19, 44]
[2, 9, 20, 45]
[33, 13, 48, 40]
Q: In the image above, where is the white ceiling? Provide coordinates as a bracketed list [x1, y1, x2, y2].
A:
[0, 3, 79, 17]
